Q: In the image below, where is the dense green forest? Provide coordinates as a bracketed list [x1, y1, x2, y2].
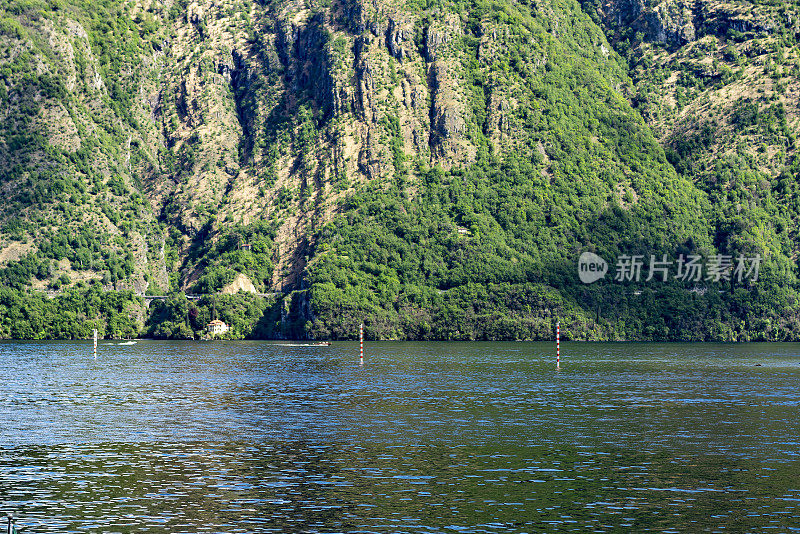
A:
[0, 285, 142, 339]
[0, 285, 293, 340]
[1, 0, 800, 340]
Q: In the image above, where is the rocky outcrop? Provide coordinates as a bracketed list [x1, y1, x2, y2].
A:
[353, 35, 375, 121]
[699, 2, 777, 37]
[386, 17, 411, 62]
[338, 0, 367, 33]
[589, 0, 778, 48]
[428, 61, 466, 158]
[425, 14, 474, 166]
[221, 273, 257, 294]
[290, 14, 338, 118]
[591, 0, 697, 47]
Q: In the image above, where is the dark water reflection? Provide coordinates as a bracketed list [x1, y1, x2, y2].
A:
[2, 341, 800, 532]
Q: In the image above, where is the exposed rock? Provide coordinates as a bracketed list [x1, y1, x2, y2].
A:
[485, 89, 511, 149]
[591, 0, 777, 48]
[221, 273, 257, 294]
[594, 0, 697, 47]
[338, 0, 366, 33]
[429, 63, 464, 141]
[386, 17, 410, 62]
[700, 2, 776, 37]
[425, 16, 456, 62]
[426, 14, 474, 167]
[353, 35, 375, 121]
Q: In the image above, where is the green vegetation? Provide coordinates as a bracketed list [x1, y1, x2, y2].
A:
[2, 0, 800, 341]
[0, 286, 290, 340]
[0, 0, 164, 292]
[190, 221, 276, 293]
[306, 153, 796, 341]
[0, 286, 142, 339]
[146, 291, 279, 339]
[304, 0, 730, 341]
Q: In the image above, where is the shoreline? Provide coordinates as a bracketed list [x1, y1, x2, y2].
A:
[2, 338, 799, 344]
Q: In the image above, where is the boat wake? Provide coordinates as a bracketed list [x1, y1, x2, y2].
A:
[274, 343, 330, 347]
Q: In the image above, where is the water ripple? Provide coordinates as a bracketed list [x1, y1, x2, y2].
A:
[0, 341, 799, 532]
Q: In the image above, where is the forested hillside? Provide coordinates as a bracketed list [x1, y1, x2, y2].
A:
[0, 0, 799, 340]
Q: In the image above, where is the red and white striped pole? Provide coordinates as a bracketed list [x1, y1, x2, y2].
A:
[556, 321, 560, 369]
[359, 323, 364, 365]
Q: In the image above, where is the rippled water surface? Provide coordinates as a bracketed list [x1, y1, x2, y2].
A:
[2, 340, 800, 532]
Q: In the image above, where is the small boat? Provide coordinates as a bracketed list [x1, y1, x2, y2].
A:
[312, 341, 331, 346]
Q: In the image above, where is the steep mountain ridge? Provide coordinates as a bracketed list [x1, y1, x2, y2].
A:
[1, 0, 799, 340]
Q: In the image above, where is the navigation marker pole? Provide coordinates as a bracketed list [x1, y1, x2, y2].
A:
[359, 323, 364, 366]
[556, 321, 560, 369]
[93, 328, 98, 359]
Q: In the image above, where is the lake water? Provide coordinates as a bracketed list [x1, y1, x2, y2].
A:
[1, 341, 800, 532]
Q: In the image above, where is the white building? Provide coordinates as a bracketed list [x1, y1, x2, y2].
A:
[207, 319, 229, 335]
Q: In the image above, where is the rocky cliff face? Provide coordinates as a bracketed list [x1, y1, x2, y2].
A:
[593, 0, 697, 47]
[587, 0, 783, 48]
[0, 0, 499, 291]
[4, 0, 799, 300]
[153, 0, 511, 289]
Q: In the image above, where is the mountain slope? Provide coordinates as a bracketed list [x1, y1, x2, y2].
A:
[0, 0, 798, 340]
[584, 0, 800, 265]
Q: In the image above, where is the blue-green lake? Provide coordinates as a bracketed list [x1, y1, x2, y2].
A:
[1, 340, 800, 532]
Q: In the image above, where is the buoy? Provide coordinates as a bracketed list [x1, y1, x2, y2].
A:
[556, 321, 560, 369]
[93, 329, 98, 359]
[359, 323, 364, 365]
